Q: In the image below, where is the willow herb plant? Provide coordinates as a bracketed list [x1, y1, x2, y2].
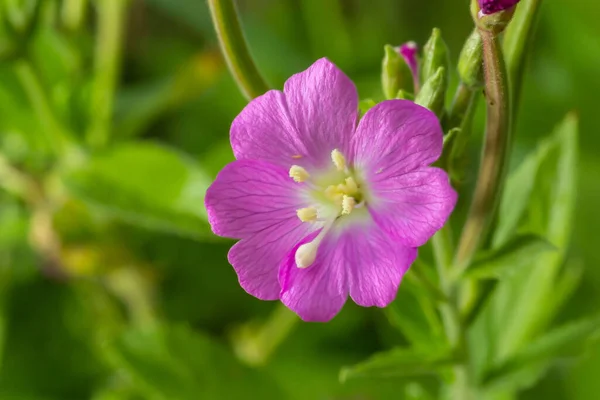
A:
[208, 0, 596, 398]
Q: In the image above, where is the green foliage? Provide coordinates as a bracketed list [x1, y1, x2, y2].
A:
[109, 324, 285, 400]
[63, 143, 213, 239]
[0, 1, 595, 399]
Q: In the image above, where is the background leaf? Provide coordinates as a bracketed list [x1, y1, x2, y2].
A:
[63, 143, 213, 239]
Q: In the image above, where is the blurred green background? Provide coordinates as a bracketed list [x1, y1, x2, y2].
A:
[0, 0, 598, 399]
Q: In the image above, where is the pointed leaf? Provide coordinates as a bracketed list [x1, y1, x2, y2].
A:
[483, 315, 600, 391]
[464, 235, 555, 280]
[340, 346, 457, 382]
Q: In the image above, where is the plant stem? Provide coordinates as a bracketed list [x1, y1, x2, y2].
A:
[14, 60, 70, 156]
[87, 0, 128, 148]
[62, 0, 88, 31]
[232, 303, 298, 366]
[454, 29, 510, 272]
[208, 0, 270, 100]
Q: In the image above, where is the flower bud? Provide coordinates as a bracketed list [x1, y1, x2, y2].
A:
[415, 66, 446, 117]
[398, 42, 419, 91]
[472, 0, 519, 34]
[421, 28, 449, 86]
[381, 44, 414, 100]
[457, 30, 483, 88]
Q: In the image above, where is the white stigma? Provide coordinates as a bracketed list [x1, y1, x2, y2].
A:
[296, 207, 318, 222]
[289, 165, 310, 182]
[341, 195, 356, 215]
[295, 227, 330, 268]
[295, 241, 319, 268]
[331, 149, 346, 171]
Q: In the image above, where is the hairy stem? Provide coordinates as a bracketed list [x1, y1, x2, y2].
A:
[454, 29, 510, 271]
[208, 0, 270, 100]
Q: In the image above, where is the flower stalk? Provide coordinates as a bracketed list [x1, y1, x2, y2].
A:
[455, 28, 511, 272]
[208, 0, 270, 101]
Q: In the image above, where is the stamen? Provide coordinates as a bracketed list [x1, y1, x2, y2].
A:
[341, 195, 356, 215]
[289, 165, 310, 182]
[297, 207, 318, 222]
[331, 149, 346, 171]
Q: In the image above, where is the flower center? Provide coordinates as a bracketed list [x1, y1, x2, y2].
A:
[289, 149, 367, 268]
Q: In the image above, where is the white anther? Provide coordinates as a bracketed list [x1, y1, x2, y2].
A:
[289, 165, 310, 182]
[331, 149, 346, 171]
[297, 207, 318, 222]
[341, 195, 356, 215]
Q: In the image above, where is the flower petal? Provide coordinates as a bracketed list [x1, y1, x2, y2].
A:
[346, 225, 418, 307]
[230, 90, 307, 169]
[283, 58, 359, 168]
[205, 160, 316, 300]
[230, 58, 359, 170]
[351, 100, 443, 179]
[205, 160, 304, 239]
[369, 167, 457, 247]
[228, 222, 311, 300]
[278, 219, 417, 321]
[279, 230, 348, 322]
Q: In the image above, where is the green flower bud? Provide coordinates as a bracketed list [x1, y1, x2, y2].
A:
[395, 89, 414, 101]
[415, 66, 446, 117]
[458, 29, 483, 88]
[381, 44, 414, 100]
[421, 28, 449, 85]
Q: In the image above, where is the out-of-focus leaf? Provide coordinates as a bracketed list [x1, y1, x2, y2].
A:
[497, 114, 578, 356]
[386, 265, 446, 352]
[493, 138, 555, 246]
[0, 276, 110, 399]
[359, 98, 376, 116]
[470, 114, 579, 383]
[63, 143, 214, 239]
[483, 315, 600, 392]
[340, 346, 456, 382]
[464, 235, 555, 280]
[109, 324, 284, 400]
[143, 0, 215, 39]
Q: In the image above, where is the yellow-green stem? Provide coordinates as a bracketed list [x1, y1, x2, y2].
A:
[208, 0, 270, 100]
[87, 0, 128, 148]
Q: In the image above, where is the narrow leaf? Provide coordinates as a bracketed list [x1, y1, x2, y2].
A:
[483, 315, 600, 390]
[340, 346, 457, 382]
[465, 235, 555, 280]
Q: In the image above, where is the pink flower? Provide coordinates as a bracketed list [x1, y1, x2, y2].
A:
[205, 59, 457, 322]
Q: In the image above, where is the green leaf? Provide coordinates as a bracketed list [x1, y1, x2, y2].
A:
[483, 315, 600, 392]
[470, 114, 579, 383]
[340, 346, 456, 382]
[359, 98, 377, 116]
[493, 138, 555, 246]
[109, 324, 284, 400]
[63, 143, 214, 240]
[464, 235, 555, 280]
[503, 0, 543, 114]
